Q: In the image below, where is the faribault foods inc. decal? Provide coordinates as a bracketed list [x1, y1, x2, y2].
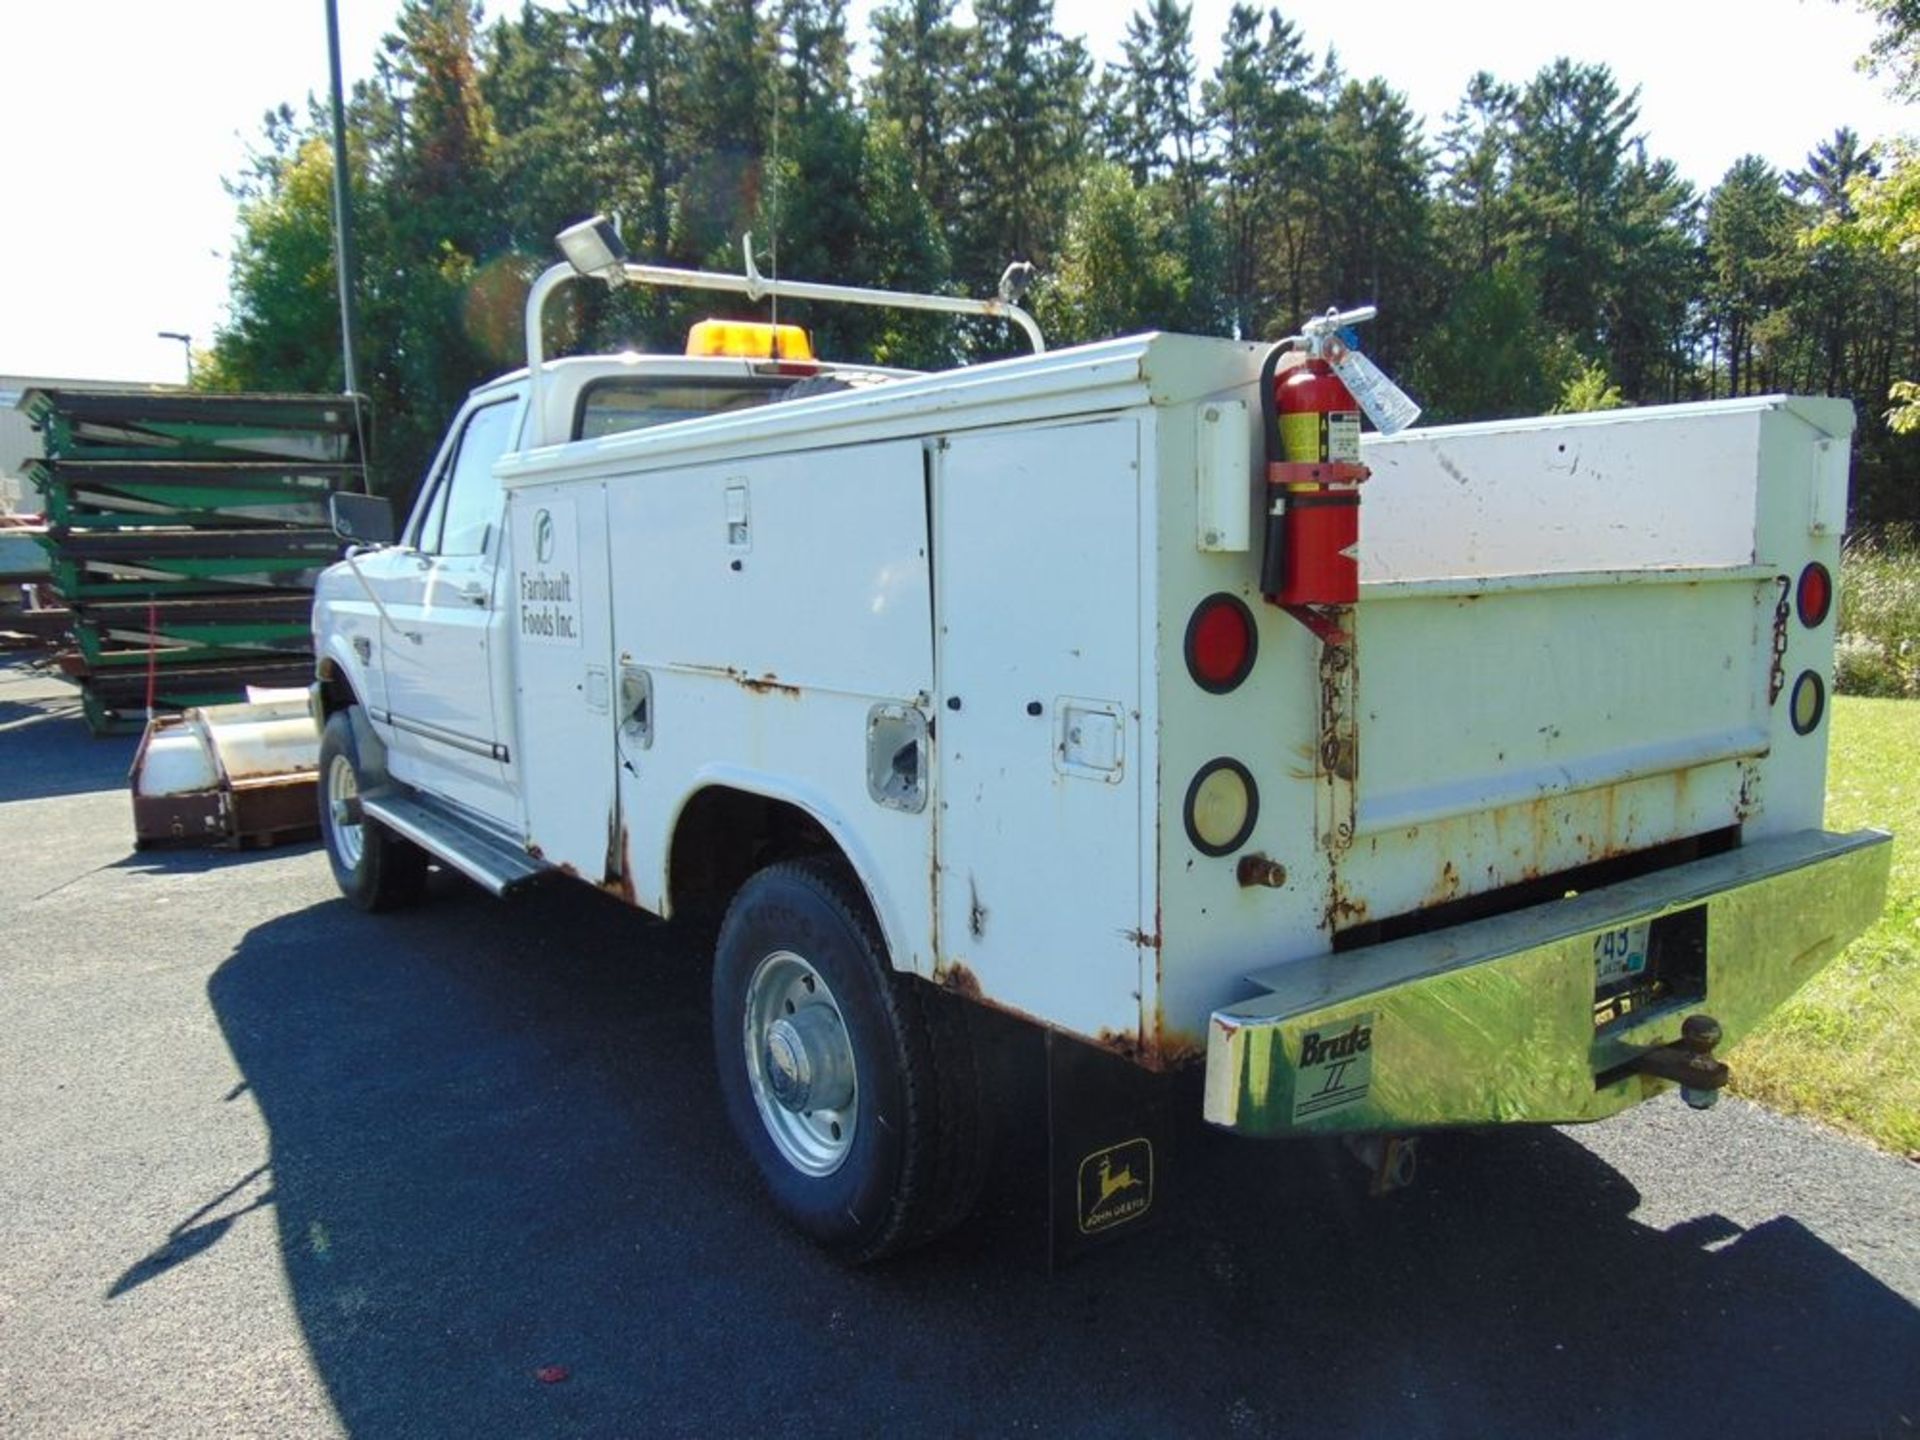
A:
[518, 500, 581, 647]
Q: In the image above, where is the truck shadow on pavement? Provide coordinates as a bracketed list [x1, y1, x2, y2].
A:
[205, 878, 1919, 1438]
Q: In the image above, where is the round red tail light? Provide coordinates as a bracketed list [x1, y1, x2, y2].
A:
[1796, 562, 1833, 628]
[1185, 594, 1257, 694]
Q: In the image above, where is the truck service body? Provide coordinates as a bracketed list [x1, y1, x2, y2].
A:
[309, 241, 1889, 1258]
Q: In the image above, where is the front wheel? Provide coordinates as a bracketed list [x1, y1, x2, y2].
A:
[712, 860, 988, 1262]
[318, 708, 427, 912]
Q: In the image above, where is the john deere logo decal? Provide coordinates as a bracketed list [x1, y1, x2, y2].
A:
[1291, 1013, 1374, 1123]
[1077, 1137, 1153, 1234]
[534, 508, 556, 564]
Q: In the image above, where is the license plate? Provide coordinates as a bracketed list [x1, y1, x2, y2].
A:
[1593, 923, 1651, 988]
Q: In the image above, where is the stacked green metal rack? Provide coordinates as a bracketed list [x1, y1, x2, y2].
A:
[21, 388, 366, 734]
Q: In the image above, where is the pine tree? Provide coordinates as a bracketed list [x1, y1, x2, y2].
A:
[1704, 155, 1797, 396]
[1108, 1, 1221, 332]
[1603, 149, 1698, 402]
[951, 0, 1089, 298]
[1436, 72, 1518, 275]
[867, 0, 968, 216]
[675, 0, 778, 265]
[577, 0, 684, 268]
[1316, 76, 1434, 368]
[1201, 5, 1314, 338]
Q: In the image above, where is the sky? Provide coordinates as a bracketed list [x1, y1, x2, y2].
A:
[0, 0, 1909, 386]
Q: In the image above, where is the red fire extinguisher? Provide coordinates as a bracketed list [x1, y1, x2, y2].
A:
[1259, 305, 1417, 610]
[1265, 354, 1365, 606]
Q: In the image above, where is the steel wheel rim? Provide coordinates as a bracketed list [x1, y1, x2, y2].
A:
[326, 753, 364, 870]
[742, 950, 858, 1176]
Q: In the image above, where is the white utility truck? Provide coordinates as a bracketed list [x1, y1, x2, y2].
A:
[311, 220, 1889, 1261]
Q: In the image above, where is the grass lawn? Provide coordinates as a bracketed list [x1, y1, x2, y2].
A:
[1731, 695, 1920, 1156]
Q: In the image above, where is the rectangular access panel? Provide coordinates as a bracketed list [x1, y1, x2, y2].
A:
[933, 418, 1147, 1047]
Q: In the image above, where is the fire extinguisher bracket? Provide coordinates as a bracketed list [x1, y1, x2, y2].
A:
[1267, 461, 1370, 488]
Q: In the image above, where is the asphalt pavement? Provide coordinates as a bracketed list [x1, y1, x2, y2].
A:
[1, 658, 1915, 1438]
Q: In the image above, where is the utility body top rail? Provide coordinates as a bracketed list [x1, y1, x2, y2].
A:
[520, 237, 1045, 449]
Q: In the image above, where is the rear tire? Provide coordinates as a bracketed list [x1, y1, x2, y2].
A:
[318, 708, 427, 913]
[712, 859, 988, 1262]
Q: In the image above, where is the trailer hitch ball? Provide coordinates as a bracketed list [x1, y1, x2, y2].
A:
[1342, 1134, 1418, 1195]
[1679, 1014, 1725, 1112]
[1624, 1012, 1730, 1108]
[1383, 1136, 1417, 1191]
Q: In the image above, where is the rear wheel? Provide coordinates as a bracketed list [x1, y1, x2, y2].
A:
[712, 859, 988, 1261]
[318, 709, 427, 912]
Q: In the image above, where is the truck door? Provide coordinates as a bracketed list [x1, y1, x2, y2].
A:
[379, 396, 518, 825]
[932, 419, 1147, 1044]
[507, 482, 617, 880]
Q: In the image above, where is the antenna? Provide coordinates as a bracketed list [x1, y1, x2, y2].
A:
[773, 51, 785, 339]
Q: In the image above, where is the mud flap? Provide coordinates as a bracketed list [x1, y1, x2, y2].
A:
[1045, 1029, 1174, 1268]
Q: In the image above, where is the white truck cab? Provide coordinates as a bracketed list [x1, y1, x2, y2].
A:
[311, 225, 1890, 1261]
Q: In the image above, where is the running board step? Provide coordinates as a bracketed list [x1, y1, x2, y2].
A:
[360, 791, 547, 896]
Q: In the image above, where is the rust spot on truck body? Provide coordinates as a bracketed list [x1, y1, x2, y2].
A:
[934, 961, 1195, 1071]
[936, 959, 984, 999]
[738, 672, 800, 698]
[1325, 889, 1369, 932]
[1095, 1021, 1204, 1072]
[1351, 726, 1755, 937]
[600, 821, 636, 906]
[676, 661, 801, 699]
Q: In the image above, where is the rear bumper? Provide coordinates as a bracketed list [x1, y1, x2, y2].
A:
[1202, 828, 1892, 1136]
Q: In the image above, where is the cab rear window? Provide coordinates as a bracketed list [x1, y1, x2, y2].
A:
[574, 379, 788, 441]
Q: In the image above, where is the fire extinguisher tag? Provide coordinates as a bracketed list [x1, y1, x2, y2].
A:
[1324, 338, 1422, 437]
[1327, 412, 1362, 464]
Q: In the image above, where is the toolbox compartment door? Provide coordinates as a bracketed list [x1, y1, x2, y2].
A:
[932, 418, 1148, 1044]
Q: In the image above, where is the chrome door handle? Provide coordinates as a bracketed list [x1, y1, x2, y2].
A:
[456, 581, 489, 605]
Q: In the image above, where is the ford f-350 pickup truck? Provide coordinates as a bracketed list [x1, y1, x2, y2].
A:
[309, 219, 1890, 1261]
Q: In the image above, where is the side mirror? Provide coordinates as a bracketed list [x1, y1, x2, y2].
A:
[330, 492, 396, 547]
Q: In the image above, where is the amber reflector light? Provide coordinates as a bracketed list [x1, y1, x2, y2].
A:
[1789, 671, 1826, 735]
[1184, 758, 1259, 856]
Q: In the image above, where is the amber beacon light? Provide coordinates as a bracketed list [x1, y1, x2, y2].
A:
[685, 319, 816, 361]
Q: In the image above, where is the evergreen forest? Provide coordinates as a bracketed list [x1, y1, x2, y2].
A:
[207, 0, 1920, 523]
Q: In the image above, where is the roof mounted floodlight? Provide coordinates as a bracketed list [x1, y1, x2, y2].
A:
[557, 215, 629, 282]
